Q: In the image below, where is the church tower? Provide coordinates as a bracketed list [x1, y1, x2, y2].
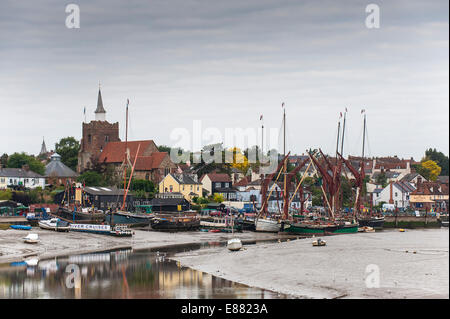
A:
[77, 87, 120, 173]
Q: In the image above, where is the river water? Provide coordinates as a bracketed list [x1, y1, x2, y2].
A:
[0, 240, 290, 299]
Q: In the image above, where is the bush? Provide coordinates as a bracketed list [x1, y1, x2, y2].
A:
[0, 189, 12, 200]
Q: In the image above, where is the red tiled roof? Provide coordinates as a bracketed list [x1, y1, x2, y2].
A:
[99, 140, 155, 163]
[201, 173, 231, 182]
[135, 152, 168, 170]
[234, 177, 250, 187]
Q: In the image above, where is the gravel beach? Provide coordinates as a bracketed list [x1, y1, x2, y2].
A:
[172, 229, 449, 299]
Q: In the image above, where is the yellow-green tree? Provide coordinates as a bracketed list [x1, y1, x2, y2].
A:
[421, 160, 441, 181]
[228, 147, 249, 174]
[213, 193, 224, 203]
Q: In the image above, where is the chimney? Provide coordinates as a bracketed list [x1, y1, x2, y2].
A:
[389, 181, 394, 204]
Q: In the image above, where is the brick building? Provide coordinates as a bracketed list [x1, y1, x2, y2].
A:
[77, 88, 120, 172]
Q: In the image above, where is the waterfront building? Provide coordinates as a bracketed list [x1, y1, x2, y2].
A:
[159, 173, 202, 202]
[409, 181, 449, 213]
[200, 173, 236, 200]
[0, 167, 45, 189]
[372, 181, 416, 209]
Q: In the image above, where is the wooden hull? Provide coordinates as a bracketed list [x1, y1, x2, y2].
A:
[282, 222, 359, 235]
[255, 218, 280, 232]
[358, 217, 385, 229]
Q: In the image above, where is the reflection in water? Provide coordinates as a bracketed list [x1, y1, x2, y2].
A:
[0, 244, 286, 299]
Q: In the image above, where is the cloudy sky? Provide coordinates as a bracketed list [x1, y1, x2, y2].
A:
[0, 0, 448, 160]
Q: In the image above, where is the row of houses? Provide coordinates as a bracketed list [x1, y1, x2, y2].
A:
[0, 153, 78, 190]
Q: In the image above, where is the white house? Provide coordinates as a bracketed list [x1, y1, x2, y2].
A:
[372, 181, 416, 209]
[0, 168, 46, 189]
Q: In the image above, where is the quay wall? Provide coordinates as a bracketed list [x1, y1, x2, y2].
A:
[384, 216, 440, 228]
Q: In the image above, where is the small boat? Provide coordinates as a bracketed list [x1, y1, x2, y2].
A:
[358, 226, 375, 233]
[10, 225, 32, 230]
[23, 233, 40, 244]
[38, 218, 70, 232]
[312, 238, 326, 246]
[227, 238, 243, 251]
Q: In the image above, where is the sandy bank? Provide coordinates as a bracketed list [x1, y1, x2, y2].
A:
[172, 229, 449, 299]
[0, 228, 284, 264]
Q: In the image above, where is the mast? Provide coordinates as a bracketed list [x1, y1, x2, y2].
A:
[282, 103, 288, 220]
[362, 111, 366, 159]
[335, 116, 341, 166]
[122, 99, 129, 210]
[341, 109, 347, 156]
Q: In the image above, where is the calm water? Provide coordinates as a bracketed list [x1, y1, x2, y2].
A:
[0, 240, 290, 299]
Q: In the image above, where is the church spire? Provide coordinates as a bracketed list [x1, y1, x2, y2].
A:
[94, 84, 106, 121]
[39, 137, 47, 156]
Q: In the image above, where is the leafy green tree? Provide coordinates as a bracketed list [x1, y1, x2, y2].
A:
[375, 172, 388, 188]
[0, 153, 8, 167]
[7, 152, 45, 175]
[55, 137, 80, 171]
[77, 171, 105, 186]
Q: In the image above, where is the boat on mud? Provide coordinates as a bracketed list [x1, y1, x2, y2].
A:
[357, 216, 385, 229]
[200, 216, 242, 232]
[53, 206, 105, 223]
[69, 223, 133, 237]
[282, 220, 359, 235]
[38, 218, 70, 232]
[105, 211, 154, 227]
[150, 214, 200, 231]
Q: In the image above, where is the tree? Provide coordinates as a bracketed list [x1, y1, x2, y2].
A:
[375, 172, 388, 188]
[0, 153, 8, 167]
[420, 160, 441, 181]
[7, 152, 45, 175]
[213, 193, 224, 203]
[424, 148, 449, 176]
[228, 147, 249, 174]
[55, 137, 80, 171]
[77, 171, 105, 186]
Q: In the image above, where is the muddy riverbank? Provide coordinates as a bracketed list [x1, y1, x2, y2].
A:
[172, 229, 449, 299]
[0, 228, 288, 264]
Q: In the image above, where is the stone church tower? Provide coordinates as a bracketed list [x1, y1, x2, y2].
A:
[77, 88, 120, 173]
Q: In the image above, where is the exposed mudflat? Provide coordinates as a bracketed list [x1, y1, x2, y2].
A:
[171, 229, 449, 299]
[0, 228, 283, 264]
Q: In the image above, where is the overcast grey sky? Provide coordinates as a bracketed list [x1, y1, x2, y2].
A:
[0, 0, 448, 160]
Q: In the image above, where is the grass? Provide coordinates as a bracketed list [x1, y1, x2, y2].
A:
[0, 224, 11, 230]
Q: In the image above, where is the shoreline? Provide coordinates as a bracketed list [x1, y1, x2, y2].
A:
[171, 228, 449, 299]
[0, 228, 289, 264]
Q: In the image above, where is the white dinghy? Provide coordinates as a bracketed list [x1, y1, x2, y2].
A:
[24, 233, 40, 244]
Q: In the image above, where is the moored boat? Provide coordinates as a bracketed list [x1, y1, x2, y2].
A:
[23, 233, 40, 244]
[227, 238, 243, 251]
[254, 217, 280, 232]
[358, 216, 384, 229]
[105, 211, 154, 227]
[150, 214, 200, 231]
[10, 225, 32, 230]
[282, 220, 358, 235]
[38, 218, 70, 232]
